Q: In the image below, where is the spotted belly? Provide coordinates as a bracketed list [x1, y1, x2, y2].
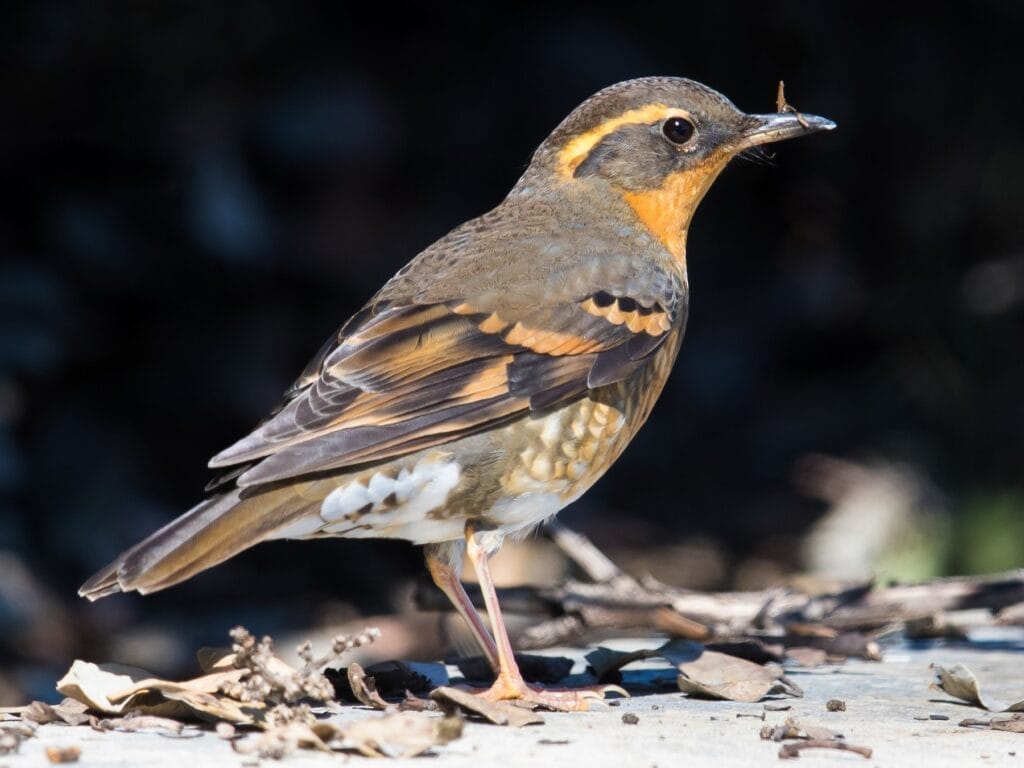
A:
[268, 331, 680, 546]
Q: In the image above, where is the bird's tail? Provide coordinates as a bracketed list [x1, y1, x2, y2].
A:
[79, 484, 314, 601]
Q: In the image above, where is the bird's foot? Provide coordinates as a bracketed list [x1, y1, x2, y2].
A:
[472, 675, 627, 712]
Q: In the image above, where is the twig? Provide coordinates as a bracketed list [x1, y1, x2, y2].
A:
[775, 80, 810, 129]
[779, 740, 872, 759]
[545, 519, 633, 586]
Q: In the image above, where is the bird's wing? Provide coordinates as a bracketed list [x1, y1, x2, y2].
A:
[209, 234, 685, 487]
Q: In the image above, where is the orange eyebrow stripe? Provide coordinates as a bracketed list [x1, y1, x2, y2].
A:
[556, 103, 685, 178]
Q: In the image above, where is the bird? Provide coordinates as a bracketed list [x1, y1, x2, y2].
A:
[80, 77, 834, 710]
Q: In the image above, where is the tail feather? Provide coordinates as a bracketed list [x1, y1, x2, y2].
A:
[79, 485, 313, 601]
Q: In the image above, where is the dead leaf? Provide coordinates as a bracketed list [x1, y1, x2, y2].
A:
[90, 714, 186, 734]
[585, 639, 703, 681]
[678, 652, 798, 703]
[18, 700, 91, 726]
[430, 687, 544, 727]
[329, 660, 445, 701]
[959, 714, 1024, 733]
[338, 711, 463, 758]
[347, 663, 391, 710]
[931, 663, 1024, 712]
[584, 647, 660, 681]
[706, 639, 784, 665]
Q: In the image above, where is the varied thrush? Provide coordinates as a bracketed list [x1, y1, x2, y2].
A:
[81, 77, 834, 710]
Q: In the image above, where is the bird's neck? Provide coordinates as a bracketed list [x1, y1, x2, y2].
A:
[619, 162, 730, 272]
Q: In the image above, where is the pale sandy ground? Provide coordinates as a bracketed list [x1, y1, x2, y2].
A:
[5, 631, 1023, 768]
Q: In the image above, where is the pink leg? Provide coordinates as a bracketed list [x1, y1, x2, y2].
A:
[425, 543, 500, 674]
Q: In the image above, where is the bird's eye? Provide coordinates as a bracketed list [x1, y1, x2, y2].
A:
[662, 116, 695, 145]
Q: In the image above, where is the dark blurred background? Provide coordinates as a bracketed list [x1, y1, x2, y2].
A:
[2, 2, 1023, 703]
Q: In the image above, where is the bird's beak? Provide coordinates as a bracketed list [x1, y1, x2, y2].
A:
[737, 112, 836, 149]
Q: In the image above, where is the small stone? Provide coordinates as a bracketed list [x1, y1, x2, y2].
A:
[622, 713, 640, 725]
[45, 746, 81, 764]
[827, 699, 846, 712]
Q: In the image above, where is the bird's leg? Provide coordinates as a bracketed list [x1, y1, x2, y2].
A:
[464, 524, 619, 712]
[424, 541, 500, 675]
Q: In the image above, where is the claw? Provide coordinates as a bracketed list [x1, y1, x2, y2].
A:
[472, 678, 628, 712]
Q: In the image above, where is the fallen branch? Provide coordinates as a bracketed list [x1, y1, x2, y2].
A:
[413, 521, 1024, 650]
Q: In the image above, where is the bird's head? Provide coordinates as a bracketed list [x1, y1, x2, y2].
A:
[522, 76, 835, 264]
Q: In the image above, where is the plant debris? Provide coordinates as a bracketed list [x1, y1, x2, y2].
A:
[678, 651, 800, 703]
[430, 686, 544, 727]
[1, 721, 35, 755]
[17, 699, 91, 726]
[775, 82, 812, 131]
[584, 639, 800, 703]
[778, 740, 873, 760]
[347, 662, 391, 710]
[89, 714, 186, 734]
[328, 660, 442, 702]
[760, 718, 841, 743]
[931, 663, 1024, 711]
[958, 714, 1024, 733]
[759, 717, 871, 759]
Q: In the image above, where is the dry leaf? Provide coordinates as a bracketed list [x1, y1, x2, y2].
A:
[339, 711, 463, 758]
[931, 663, 1024, 712]
[55, 660, 260, 724]
[706, 639, 784, 665]
[90, 714, 186, 734]
[231, 721, 333, 759]
[329, 660, 445, 701]
[677, 651, 797, 703]
[959, 714, 1024, 733]
[17, 699, 91, 726]
[347, 663, 391, 711]
[430, 687, 544, 727]
[585, 648, 661, 681]
[585, 639, 703, 680]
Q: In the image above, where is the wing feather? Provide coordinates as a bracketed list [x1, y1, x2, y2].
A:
[209, 279, 683, 485]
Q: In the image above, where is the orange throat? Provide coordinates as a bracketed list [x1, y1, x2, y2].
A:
[621, 160, 727, 270]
